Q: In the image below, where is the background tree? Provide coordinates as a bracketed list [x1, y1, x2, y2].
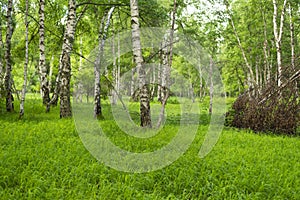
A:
[19, 0, 29, 118]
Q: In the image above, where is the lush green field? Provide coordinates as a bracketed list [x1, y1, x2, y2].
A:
[1, 97, 300, 199]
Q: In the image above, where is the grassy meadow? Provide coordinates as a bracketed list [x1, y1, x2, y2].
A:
[0, 95, 300, 199]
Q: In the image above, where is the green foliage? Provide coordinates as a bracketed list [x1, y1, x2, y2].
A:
[1, 97, 300, 199]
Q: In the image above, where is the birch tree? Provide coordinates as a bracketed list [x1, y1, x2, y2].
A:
[0, 12, 3, 76]
[130, 0, 151, 127]
[94, 7, 115, 119]
[59, 0, 77, 118]
[39, 0, 50, 105]
[4, 0, 14, 112]
[156, 0, 177, 128]
[20, 0, 29, 118]
[273, 0, 287, 87]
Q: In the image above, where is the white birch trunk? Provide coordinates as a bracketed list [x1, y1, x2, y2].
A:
[288, 3, 295, 70]
[48, 55, 54, 96]
[19, 0, 29, 118]
[59, 0, 77, 118]
[273, 0, 287, 87]
[130, 0, 152, 127]
[39, 0, 50, 105]
[94, 7, 115, 118]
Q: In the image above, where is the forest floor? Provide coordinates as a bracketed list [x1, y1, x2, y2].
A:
[0, 95, 300, 199]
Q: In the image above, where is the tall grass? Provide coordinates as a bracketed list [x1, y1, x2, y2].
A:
[0, 96, 300, 199]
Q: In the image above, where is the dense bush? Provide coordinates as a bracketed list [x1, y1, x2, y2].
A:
[226, 74, 300, 135]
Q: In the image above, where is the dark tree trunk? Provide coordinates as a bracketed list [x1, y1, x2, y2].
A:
[4, 0, 14, 112]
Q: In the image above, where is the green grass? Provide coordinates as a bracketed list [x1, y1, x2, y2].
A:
[0, 96, 300, 199]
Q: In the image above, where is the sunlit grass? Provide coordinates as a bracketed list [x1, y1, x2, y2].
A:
[0, 95, 300, 199]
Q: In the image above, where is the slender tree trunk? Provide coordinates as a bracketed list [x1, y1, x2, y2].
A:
[117, 32, 121, 96]
[0, 14, 3, 76]
[94, 7, 115, 118]
[20, 0, 29, 118]
[288, 3, 297, 95]
[75, 38, 83, 103]
[111, 19, 117, 105]
[273, 0, 287, 87]
[39, 0, 50, 105]
[156, 0, 177, 128]
[157, 62, 162, 101]
[130, 67, 135, 97]
[226, 4, 255, 88]
[198, 60, 203, 99]
[261, 8, 271, 85]
[48, 55, 54, 96]
[46, 65, 60, 112]
[288, 3, 295, 70]
[4, 0, 14, 112]
[151, 65, 156, 100]
[209, 57, 214, 115]
[59, 0, 77, 118]
[130, 0, 152, 127]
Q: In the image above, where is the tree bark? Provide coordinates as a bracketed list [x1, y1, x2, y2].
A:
[59, 0, 77, 118]
[19, 0, 29, 118]
[273, 0, 287, 87]
[4, 0, 14, 112]
[130, 0, 152, 127]
[39, 0, 50, 105]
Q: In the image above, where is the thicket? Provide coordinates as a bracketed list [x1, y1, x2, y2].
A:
[226, 68, 300, 135]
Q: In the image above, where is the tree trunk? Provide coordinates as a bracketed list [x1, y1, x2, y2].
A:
[0, 14, 3, 76]
[19, 0, 29, 118]
[94, 6, 115, 119]
[59, 0, 77, 118]
[75, 38, 83, 103]
[130, 67, 135, 97]
[226, 4, 255, 89]
[111, 19, 117, 105]
[39, 0, 50, 105]
[130, 0, 152, 127]
[273, 0, 287, 87]
[288, 3, 295, 70]
[48, 55, 54, 96]
[261, 7, 271, 85]
[117, 32, 121, 97]
[157, 62, 162, 102]
[209, 57, 214, 115]
[4, 0, 14, 112]
[156, 0, 177, 128]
